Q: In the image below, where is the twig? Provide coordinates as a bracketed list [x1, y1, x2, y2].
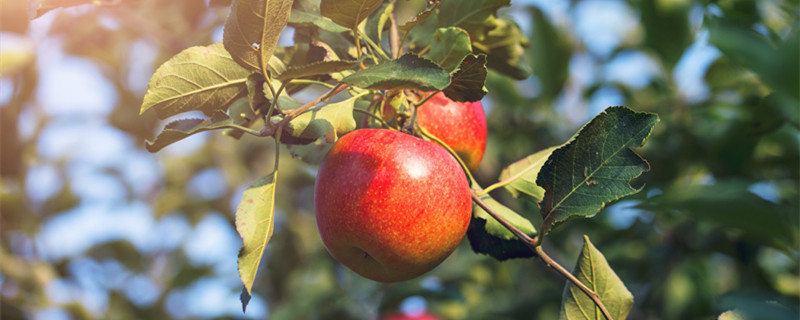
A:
[535, 246, 614, 320]
[389, 8, 400, 59]
[260, 83, 350, 137]
[470, 190, 613, 320]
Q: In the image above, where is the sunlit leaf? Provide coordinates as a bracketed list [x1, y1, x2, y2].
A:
[437, 0, 509, 31]
[560, 235, 634, 320]
[428, 27, 472, 72]
[538, 106, 659, 233]
[499, 146, 557, 203]
[320, 0, 382, 30]
[467, 192, 537, 261]
[398, 0, 440, 31]
[140, 43, 250, 119]
[276, 59, 361, 81]
[145, 111, 260, 152]
[236, 172, 278, 309]
[473, 17, 531, 80]
[341, 54, 450, 91]
[442, 54, 488, 102]
[223, 0, 294, 73]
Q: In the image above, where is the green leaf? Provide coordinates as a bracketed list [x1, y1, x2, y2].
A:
[281, 94, 362, 142]
[320, 0, 383, 30]
[537, 106, 659, 233]
[276, 59, 362, 81]
[145, 112, 261, 152]
[467, 192, 537, 261]
[442, 54, 488, 102]
[341, 54, 450, 91]
[398, 0, 440, 31]
[428, 27, 472, 72]
[437, 0, 509, 31]
[529, 6, 571, 100]
[289, 10, 350, 33]
[140, 43, 250, 119]
[499, 146, 557, 203]
[473, 17, 531, 80]
[560, 235, 634, 320]
[286, 137, 333, 165]
[236, 172, 278, 307]
[223, 0, 294, 73]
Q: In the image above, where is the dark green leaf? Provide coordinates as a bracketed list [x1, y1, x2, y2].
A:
[428, 27, 472, 72]
[289, 10, 350, 33]
[140, 43, 250, 119]
[473, 17, 531, 80]
[537, 107, 659, 233]
[281, 94, 362, 142]
[560, 235, 634, 320]
[341, 54, 450, 91]
[467, 192, 537, 261]
[236, 172, 278, 299]
[437, 0, 509, 31]
[276, 59, 361, 81]
[320, 0, 382, 30]
[499, 146, 557, 203]
[223, 0, 294, 73]
[443, 54, 488, 102]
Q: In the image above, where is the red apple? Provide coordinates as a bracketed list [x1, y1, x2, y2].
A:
[382, 311, 441, 320]
[314, 129, 472, 282]
[416, 92, 487, 171]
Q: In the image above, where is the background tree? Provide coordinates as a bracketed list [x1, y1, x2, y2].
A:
[0, 0, 797, 319]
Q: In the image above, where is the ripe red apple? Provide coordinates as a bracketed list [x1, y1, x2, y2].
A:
[314, 129, 472, 282]
[416, 92, 487, 172]
[382, 311, 441, 320]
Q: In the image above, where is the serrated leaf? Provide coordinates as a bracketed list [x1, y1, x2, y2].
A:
[281, 94, 361, 142]
[320, 0, 382, 30]
[499, 146, 557, 203]
[223, 0, 294, 73]
[442, 54, 488, 102]
[467, 192, 537, 261]
[145, 112, 260, 152]
[236, 172, 278, 302]
[341, 54, 450, 91]
[276, 59, 361, 81]
[289, 10, 350, 33]
[537, 106, 659, 233]
[398, 0, 440, 31]
[560, 235, 634, 320]
[428, 27, 472, 72]
[140, 43, 250, 119]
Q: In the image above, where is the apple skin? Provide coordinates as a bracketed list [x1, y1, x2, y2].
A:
[382, 311, 441, 320]
[314, 129, 472, 282]
[416, 92, 487, 172]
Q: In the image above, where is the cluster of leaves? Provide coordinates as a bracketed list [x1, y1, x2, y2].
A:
[133, 0, 664, 316]
[2, 0, 797, 319]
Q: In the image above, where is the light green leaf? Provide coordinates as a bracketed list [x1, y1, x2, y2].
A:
[398, 0, 440, 31]
[376, 2, 393, 42]
[281, 94, 362, 142]
[341, 54, 450, 91]
[140, 43, 250, 119]
[474, 17, 531, 80]
[236, 172, 278, 306]
[286, 137, 333, 165]
[560, 235, 634, 320]
[499, 146, 557, 203]
[223, 0, 294, 73]
[537, 107, 658, 233]
[428, 27, 472, 72]
[467, 192, 537, 261]
[442, 54, 488, 102]
[320, 0, 383, 30]
[289, 10, 350, 33]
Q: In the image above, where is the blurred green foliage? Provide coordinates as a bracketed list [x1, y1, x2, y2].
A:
[1, 0, 798, 319]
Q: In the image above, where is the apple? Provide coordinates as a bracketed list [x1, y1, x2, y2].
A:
[314, 129, 472, 282]
[382, 311, 441, 320]
[416, 92, 487, 172]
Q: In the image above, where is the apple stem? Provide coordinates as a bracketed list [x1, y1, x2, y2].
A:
[469, 190, 614, 320]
